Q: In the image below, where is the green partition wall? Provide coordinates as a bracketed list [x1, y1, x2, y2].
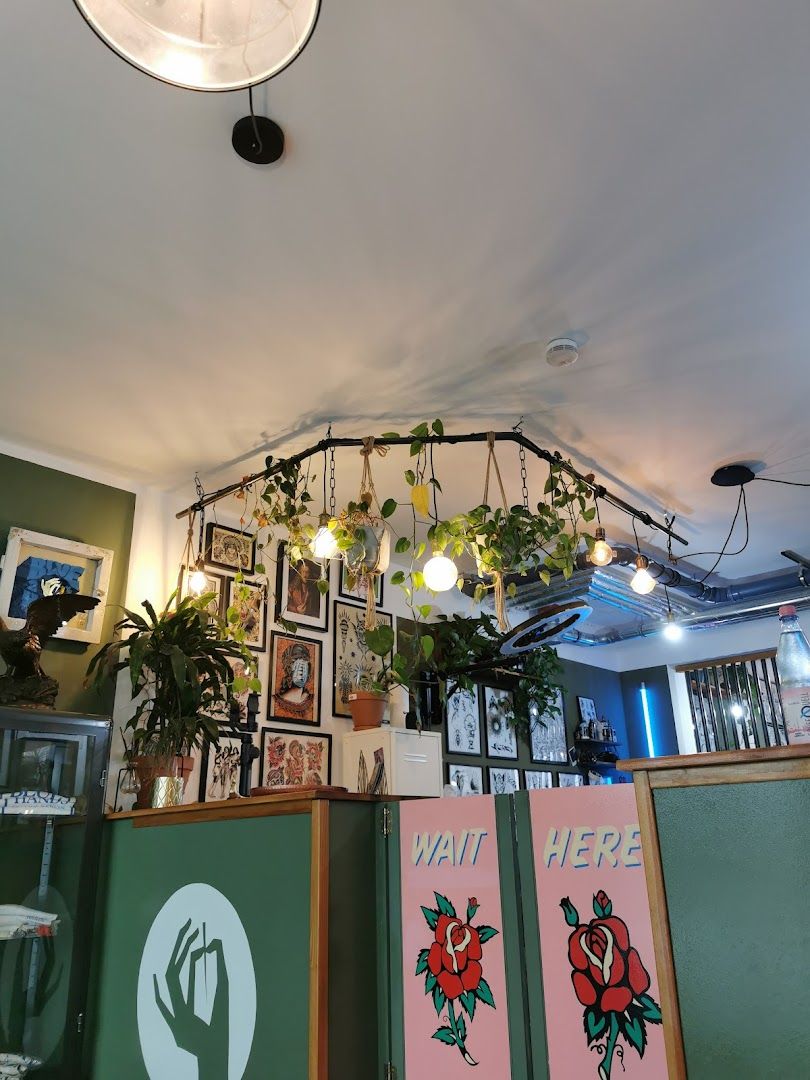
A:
[654, 779, 810, 1077]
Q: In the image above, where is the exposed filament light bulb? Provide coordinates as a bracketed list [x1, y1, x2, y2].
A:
[663, 611, 683, 641]
[188, 557, 207, 596]
[590, 527, 614, 567]
[630, 554, 656, 595]
[311, 513, 338, 560]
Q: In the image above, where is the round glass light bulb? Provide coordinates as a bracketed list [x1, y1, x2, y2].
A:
[663, 618, 683, 642]
[311, 524, 338, 560]
[630, 557, 656, 595]
[188, 567, 208, 595]
[423, 554, 458, 593]
[73, 0, 321, 92]
[590, 528, 614, 567]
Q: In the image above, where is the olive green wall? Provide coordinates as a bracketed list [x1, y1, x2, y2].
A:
[0, 452, 135, 714]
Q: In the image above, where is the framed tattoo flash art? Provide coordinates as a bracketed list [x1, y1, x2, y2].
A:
[488, 766, 520, 794]
[484, 687, 517, 759]
[524, 769, 554, 790]
[530, 689, 568, 763]
[183, 568, 225, 618]
[447, 762, 484, 797]
[198, 735, 243, 802]
[558, 772, 584, 787]
[227, 578, 267, 652]
[268, 632, 321, 726]
[276, 543, 329, 631]
[0, 527, 114, 644]
[259, 727, 332, 788]
[205, 523, 255, 574]
[332, 600, 393, 718]
[445, 687, 481, 756]
[576, 696, 598, 726]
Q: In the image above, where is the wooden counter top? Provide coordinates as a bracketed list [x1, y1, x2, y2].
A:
[619, 744, 810, 788]
[108, 787, 395, 828]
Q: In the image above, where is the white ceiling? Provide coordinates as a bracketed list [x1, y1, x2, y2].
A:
[2, 0, 809, 580]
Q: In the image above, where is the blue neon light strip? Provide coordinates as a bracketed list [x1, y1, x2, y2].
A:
[640, 683, 656, 758]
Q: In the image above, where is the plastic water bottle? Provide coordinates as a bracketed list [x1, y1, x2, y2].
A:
[775, 605, 810, 744]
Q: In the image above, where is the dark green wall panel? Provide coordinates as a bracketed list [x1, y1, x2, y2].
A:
[0, 453, 135, 714]
[655, 780, 810, 1077]
[90, 815, 312, 1080]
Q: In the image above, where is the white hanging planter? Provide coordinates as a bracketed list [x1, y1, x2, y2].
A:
[344, 524, 391, 577]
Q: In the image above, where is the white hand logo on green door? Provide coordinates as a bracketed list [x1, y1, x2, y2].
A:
[137, 884, 256, 1079]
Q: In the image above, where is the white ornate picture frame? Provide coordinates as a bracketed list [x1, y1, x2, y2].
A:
[0, 527, 114, 644]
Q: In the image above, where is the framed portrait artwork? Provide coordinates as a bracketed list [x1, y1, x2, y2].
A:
[447, 763, 484, 798]
[332, 601, 393, 718]
[259, 727, 332, 788]
[227, 578, 267, 652]
[205, 523, 255, 574]
[198, 735, 243, 802]
[276, 543, 329, 631]
[445, 687, 481, 756]
[577, 696, 598, 725]
[530, 689, 568, 763]
[338, 561, 383, 606]
[524, 769, 554, 790]
[268, 633, 321, 726]
[488, 767, 520, 795]
[0, 527, 114, 644]
[483, 687, 518, 759]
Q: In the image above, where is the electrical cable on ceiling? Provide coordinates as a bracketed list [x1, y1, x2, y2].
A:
[755, 476, 810, 488]
[694, 486, 750, 584]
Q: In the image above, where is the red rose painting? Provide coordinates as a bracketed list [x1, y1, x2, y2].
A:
[416, 894, 498, 1066]
[561, 891, 662, 1079]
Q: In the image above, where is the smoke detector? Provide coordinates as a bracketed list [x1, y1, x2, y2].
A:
[545, 338, 579, 367]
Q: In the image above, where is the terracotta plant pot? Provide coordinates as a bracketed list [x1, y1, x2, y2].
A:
[348, 690, 388, 731]
[132, 754, 195, 809]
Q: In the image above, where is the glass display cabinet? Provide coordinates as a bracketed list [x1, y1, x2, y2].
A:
[0, 708, 110, 1079]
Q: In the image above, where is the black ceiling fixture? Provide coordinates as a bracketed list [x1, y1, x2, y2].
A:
[710, 463, 755, 487]
[72, 0, 320, 160]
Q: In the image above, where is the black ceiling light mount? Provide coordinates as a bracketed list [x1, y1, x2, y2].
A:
[73, 1, 320, 157]
[232, 87, 284, 164]
[710, 463, 756, 488]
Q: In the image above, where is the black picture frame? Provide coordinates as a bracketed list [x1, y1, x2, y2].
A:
[483, 687, 518, 760]
[444, 686, 481, 757]
[275, 541, 329, 632]
[577, 696, 598, 725]
[268, 631, 322, 727]
[524, 769, 554, 790]
[529, 688, 568, 764]
[557, 771, 584, 788]
[205, 522, 256, 574]
[258, 726, 332, 788]
[226, 577, 268, 652]
[331, 600, 393, 718]
[487, 766, 520, 795]
[446, 762, 484, 797]
[338, 560, 384, 607]
[198, 735, 244, 802]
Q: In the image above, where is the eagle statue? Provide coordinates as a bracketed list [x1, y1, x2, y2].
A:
[0, 594, 100, 707]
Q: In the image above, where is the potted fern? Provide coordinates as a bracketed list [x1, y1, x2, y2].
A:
[87, 592, 257, 807]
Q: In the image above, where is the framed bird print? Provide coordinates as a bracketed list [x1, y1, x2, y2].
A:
[0, 527, 114, 643]
[268, 632, 322, 726]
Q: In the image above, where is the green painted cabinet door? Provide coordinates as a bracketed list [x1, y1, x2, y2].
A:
[654, 779, 810, 1078]
[89, 814, 312, 1080]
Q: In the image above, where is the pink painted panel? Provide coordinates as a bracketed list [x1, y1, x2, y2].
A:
[400, 796, 512, 1077]
[530, 786, 667, 1080]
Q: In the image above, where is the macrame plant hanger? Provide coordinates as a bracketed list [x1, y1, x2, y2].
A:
[481, 432, 511, 633]
[351, 436, 390, 631]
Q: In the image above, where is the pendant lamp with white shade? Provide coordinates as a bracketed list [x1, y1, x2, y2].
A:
[73, 0, 321, 92]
